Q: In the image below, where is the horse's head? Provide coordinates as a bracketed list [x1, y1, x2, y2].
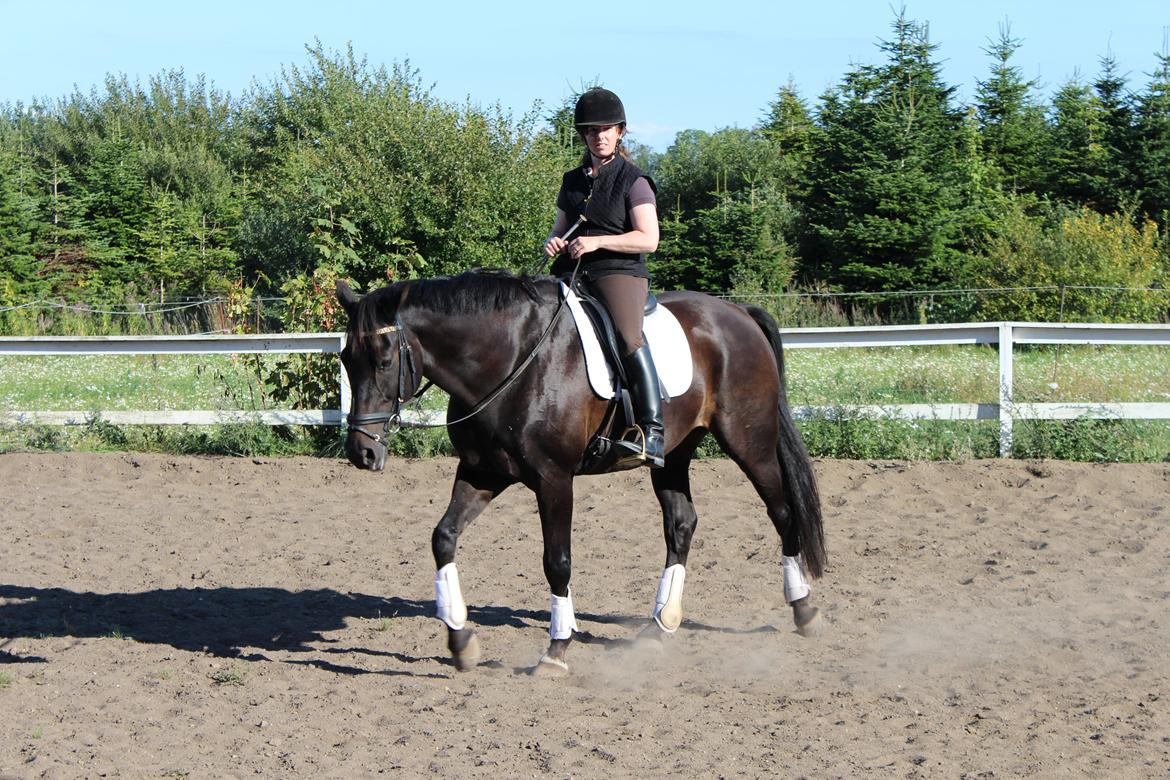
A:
[336, 280, 423, 472]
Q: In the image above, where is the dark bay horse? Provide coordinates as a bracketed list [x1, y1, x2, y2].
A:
[336, 271, 825, 675]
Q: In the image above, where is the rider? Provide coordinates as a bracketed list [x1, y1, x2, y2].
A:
[544, 87, 664, 468]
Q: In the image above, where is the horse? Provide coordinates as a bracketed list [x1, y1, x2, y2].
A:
[336, 271, 826, 675]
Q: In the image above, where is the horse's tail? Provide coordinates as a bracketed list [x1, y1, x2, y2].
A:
[742, 304, 826, 578]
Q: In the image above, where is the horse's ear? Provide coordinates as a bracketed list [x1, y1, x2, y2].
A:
[336, 280, 359, 314]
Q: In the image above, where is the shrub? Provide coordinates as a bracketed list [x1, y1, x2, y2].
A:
[968, 197, 1170, 322]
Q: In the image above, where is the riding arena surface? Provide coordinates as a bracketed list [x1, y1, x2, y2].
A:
[1, 452, 1168, 778]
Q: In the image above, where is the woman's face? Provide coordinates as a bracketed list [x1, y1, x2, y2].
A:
[582, 124, 623, 160]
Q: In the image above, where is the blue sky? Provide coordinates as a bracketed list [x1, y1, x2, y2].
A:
[1, 1, 1166, 150]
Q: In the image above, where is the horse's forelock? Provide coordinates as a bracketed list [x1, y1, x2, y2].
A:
[349, 284, 404, 353]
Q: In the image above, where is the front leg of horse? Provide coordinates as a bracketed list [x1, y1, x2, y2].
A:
[534, 476, 577, 677]
[433, 562, 479, 671]
[431, 464, 510, 672]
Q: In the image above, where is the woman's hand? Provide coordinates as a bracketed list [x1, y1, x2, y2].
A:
[544, 235, 567, 257]
[565, 235, 602, 260]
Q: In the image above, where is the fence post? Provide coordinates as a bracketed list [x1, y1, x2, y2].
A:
[998, 323, 1014, 457]
[338, 333, 351, 428]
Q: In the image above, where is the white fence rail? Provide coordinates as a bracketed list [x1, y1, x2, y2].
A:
[0, 333, 349, 427]
[3, 322, 1170, 457]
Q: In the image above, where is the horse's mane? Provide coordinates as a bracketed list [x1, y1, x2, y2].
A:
[350, 270, 551, 347]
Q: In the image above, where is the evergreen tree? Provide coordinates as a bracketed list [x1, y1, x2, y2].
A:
[974, 23, 1047, 192]
[1045, 76, 1109, 207]
[74, 134, 151, 288]
[1134, 46, 1170, 224]
[648, 186, 798, 293]
[801, 12, 965, 291]
[1090, 53, 1137, 211]
[0, 157, 41, 300]
[757, 80, 814, 196]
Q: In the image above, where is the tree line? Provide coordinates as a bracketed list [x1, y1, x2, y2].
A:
[2, 12, 1169, 325]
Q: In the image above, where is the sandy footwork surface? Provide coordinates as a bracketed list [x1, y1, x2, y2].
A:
[1, 452, 1168, 778]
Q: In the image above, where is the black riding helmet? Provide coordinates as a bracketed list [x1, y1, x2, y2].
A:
[574, 88, 626, 128]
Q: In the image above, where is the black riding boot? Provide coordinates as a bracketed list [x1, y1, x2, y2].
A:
[615, 344, 666, 468]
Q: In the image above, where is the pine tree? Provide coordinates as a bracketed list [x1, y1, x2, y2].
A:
[1134, 46, 1170, 224]
[1045, 77, 1109, 207]
[801, 12, 965, 291]
[758, 80, 814, 196]
[0, 158, 41, 299]
[75, 134, 151, 289]
[1090, 53, 1137, 211]
[974, 23, 1047, 192]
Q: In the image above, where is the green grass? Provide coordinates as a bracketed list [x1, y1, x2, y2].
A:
[1, 344, 1167, 461]
[784, 344, 1170, 405]
[779, 344, 1170, 461]
[0, 354, 274, 410]
[0, 671, 13, 689]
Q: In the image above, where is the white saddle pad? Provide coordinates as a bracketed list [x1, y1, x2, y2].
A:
[560, 282, 693, 400]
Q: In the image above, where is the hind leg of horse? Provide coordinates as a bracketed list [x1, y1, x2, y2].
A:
[715, 431, 823, 637]
[431, 462, 512, 671]
[533, 475, 576, 676]
[644, 431, 705, 638]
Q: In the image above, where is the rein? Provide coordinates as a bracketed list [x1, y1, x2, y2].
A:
[349, 201, 591, 445]
[346, 272, 575, 444]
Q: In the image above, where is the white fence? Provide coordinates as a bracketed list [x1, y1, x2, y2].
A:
[3, 322, 1170, 457]
[0, 333, 350, 427]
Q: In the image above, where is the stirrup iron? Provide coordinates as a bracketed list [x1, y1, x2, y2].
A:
[613, 423, 664, 468]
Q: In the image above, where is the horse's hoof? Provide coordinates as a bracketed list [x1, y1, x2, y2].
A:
[793, 603, 824, 638]
[533, 653, 570, 677]
[448, 628, 480, 671]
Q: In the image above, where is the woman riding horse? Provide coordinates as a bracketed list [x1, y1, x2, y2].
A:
[338, 270, 825, 675]
[544, 87, 664, 468]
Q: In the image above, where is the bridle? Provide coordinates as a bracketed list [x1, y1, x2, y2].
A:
[348, 211, 589, 446]
[345, 286, 570, 445]
[345, 313, 427, 445]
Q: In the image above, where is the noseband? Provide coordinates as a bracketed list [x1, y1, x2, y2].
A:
[346, 315, 427, 444]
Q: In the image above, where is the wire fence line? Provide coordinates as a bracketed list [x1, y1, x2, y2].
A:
[3, 284, 1165, 309]
[720, 284, 1170, 300]
[2, 285, 1168, 335]
[0, 296, 288, 314]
